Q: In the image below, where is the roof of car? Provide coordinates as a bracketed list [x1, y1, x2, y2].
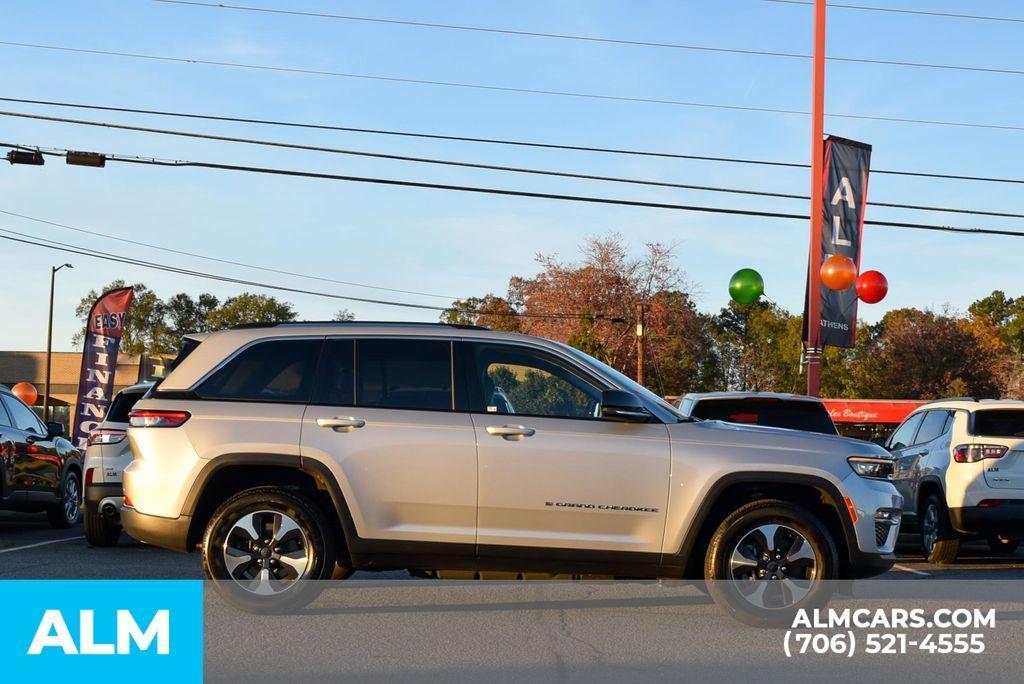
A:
[913, 398, 1024, 412]
[682, 391, 823, 403]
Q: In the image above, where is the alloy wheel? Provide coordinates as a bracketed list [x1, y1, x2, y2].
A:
[921, 504, 939, 556]
[64, 475, 81, 524]
[729, 523, 818, 610]
[222, 510, 311, 595]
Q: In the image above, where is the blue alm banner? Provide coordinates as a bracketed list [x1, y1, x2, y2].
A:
[0, 580, 203, 682]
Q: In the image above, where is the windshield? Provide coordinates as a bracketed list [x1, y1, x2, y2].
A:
[555, 343, 687, 422]
[691, 398, 838, 435]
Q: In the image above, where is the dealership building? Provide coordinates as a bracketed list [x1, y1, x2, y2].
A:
[0, 351, 158, 429]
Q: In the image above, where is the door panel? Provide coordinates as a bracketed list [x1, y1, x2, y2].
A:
[302, 406, 477, 544]
[462, 340, 670, 553]
[474, 415, 671, 553]
[300, 337, 477, 545]
[1, 394, 60, 493]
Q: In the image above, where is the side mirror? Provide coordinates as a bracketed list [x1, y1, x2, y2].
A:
[46, 421, 65, 439]
[600, 389, 650, 423]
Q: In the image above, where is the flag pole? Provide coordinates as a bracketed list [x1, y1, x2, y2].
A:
[806, 0, 827, 397]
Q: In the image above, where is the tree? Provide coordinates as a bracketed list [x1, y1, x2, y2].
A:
[333, 309, 355, 322]
[441, 295, 522, 332]
[73, 280, 172, 355]
[206, 293, 298, 329]
[164, 292, 220, 335]
[849, 308, 1003, 399]
[969, 290, 1024, 355]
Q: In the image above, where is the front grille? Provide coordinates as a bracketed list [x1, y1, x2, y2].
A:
[875, 522, 891, 547]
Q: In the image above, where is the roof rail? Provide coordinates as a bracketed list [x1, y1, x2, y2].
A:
[228, 321, 490, 331]
[920, 396, 977, 406]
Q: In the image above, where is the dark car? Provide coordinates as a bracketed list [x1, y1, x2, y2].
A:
[0, 384, 83, 527]
[674, 392, 840, 436]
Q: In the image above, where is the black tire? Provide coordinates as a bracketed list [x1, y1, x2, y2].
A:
[84, 510, 122, 547]
[704, 499, 838, 627]
[987, 537, 1020, 555]
[202, 487, 338, 613]
[920, 494, 959, 565]
[46, 469, 82, 529]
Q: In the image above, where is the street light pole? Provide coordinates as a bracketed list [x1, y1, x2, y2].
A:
[43, 263, 73, 423]
[635, 302, 646, 386]
[806, 0, 828, 397]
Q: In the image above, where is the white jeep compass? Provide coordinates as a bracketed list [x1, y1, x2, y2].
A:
[121, 322, 901, 618]
[887, 399, 1024, 564]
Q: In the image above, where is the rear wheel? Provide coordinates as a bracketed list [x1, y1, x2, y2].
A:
[46, 469, 82, 529]
[920, 494, 959, 565]
[202, 487, 338, 613]
[704, 499, 838, 627]
[84, 510, 122, 547]
[987, 536, 1020, 555]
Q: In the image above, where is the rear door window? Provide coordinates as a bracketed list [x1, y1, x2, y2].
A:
[972, 410, 1024, 437]
[691, 399, 837, 435]
[198, 338, 322, 403]
[355, 339, 453, 411]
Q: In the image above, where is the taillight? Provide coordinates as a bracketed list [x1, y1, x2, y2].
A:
[87, 428, 126, 446]
[129, 409, 191, 428]
[953, 444, 1008, 463]
[85, 467, 95, 485]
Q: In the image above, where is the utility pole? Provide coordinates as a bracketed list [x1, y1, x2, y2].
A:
[43, 263, 73, 423]
[806, 0, 828, 397]
[635, 302, 646, 386]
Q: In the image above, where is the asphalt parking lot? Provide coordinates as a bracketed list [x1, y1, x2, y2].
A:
[6, 511, 1024, 682]
[4, 510, 1024, 580]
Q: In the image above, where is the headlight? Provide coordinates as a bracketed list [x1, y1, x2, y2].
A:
[848, 456, 895, 480]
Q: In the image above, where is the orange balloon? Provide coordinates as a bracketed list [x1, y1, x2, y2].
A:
[11, 381, 38, 406]
[820, 254, 858, 291]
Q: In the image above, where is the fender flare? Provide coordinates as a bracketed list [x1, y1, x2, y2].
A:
[666, 471, 858, 571]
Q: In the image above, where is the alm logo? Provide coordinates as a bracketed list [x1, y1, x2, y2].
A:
[28, 609, 170, 655]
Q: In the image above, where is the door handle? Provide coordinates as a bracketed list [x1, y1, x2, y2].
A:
[486, 425, 536, 440]
[910, 450, 928, 458]
[316, 417, 366, 432]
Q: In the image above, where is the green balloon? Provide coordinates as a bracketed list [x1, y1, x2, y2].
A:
[729, 268, 764, 305]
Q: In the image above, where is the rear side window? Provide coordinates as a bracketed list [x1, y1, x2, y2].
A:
[313, 339, 355, 406]
[106, 390, 146, 423]
[972, 410, 1024, 438]
[355, 339, 452, 411]
[0, 395, 11, 427]
[198, 339, 322, 403]
[691, 399, 837, 435]
[915, 410, 952, 444]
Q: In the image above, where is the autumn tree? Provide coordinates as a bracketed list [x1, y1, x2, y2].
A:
[441, 294, 522, 332]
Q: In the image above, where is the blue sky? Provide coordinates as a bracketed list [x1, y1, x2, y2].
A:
[2, 0, 1023, 351]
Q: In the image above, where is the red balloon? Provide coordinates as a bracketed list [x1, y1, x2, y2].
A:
[11, 381, 38, 406]
[820, 254, 858, 291]
[856, 270, 888, 304]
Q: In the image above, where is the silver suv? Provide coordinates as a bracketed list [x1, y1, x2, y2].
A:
[887, 399, 1024, 564]
[122, 322, 901, 617]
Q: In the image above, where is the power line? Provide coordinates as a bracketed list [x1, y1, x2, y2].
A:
[148, 0, 1024, 77]
[6, 108, 1024, 220]
[3, 41, 1024, 133]
[0, 208, 458, 300]
[5, 97, 1024, 186]
[763, 0, 1024, 24]
[0, 225, 590, 319]
[7, 141, 1024, 238]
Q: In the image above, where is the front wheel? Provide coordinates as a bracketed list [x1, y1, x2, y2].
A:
[920, 494, 959, 565]
[704, 499, 838, 627]
[202, 487, 338, 613]
[46, 469, 82, 529]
